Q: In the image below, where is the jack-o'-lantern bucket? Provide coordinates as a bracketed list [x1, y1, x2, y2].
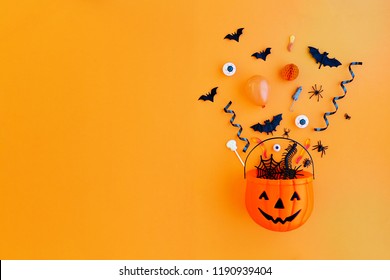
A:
[244, 137, 315, 232]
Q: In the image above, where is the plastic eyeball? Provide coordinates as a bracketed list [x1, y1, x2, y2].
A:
[222, 62, 236, 76]
[295, 115, 309, 128]
[273, 144, 281, 152]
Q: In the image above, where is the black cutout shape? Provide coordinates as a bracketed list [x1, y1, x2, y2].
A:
[308, 46, 342, 69]
[259, 191, 269, 200]
[198, 87, 218, 102]
[312, 140, 328, 157]
[258, 208, 301, 224]
[251, 48, 271, 61]
[251, 114, 283, 135]
[274, 198, 285, 209]
[290, 191, 300, 201]
[224, 28, 244, 42]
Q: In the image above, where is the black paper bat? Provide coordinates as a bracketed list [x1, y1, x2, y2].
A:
[198, 87, 218, 102]
[308, 46, 342, 69]
[251, 114, 283, 135]
[251, 48, 271, 61]
[224, 28, 244, 42]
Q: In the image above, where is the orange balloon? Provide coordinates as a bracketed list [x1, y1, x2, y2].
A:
[245, 75, 269, 107]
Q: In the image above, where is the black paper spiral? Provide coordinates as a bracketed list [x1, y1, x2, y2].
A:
[224, 101, 250, 152]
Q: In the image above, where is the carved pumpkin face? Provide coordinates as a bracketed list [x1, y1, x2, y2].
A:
[245, 169, 314, 232]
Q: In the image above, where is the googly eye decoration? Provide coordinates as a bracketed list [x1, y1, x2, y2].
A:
[222, 62, 236, 76]
[295, 115, 309, 128]
[273, 144, 281, 152]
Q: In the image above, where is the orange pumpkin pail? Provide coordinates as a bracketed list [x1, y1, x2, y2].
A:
[244, 137, 315, 232]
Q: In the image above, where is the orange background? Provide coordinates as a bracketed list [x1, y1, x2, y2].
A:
[1, 0, 390, 259]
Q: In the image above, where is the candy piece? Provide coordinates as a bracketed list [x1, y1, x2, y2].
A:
[296, 138, 311, 164]
[226, 140, 245, 166]
[287, 35, 295, 52]
[289, 86, 302, 111]
[251, 137, 268, 158]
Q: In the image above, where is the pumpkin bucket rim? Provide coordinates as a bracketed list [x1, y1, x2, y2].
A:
[243, 136, 315, 180]
[246, 169, 314, 185]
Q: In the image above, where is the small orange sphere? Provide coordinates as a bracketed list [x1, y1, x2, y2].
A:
[281, 63, 299, 81]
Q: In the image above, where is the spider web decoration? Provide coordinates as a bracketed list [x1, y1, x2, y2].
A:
[256, 154, 282, 179]
[255, 141, 304, 180]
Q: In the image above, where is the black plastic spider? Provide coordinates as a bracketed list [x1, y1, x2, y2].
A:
[303, 158, 312, 168]
[344, 113, 351, 120]
[308, 84, 323, 102]
[312, 140, 328, 157]
[282, 128, 290, 138]
[282, 165, 304, 180]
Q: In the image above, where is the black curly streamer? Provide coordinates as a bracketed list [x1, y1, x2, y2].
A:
[314, 62, 363, 132]
[224, 101, 250, 152]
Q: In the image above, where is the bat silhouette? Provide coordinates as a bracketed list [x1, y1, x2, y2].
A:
[308, 46, 342, 69]
[251, 114, 283, 135]
[251, 48, 272, 61]
[224, 28, 244, 42]
[198, 87, 218, 102]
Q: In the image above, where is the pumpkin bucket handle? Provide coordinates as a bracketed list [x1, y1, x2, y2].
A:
[243, 137, 315, 179]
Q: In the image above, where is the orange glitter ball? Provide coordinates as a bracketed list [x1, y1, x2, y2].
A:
[281, 63, 299, 81]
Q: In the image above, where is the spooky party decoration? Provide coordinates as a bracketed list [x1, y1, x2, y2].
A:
[344, 113, 351, 120]
[295, 115, 309, 129]
[244, 75, 269, 107]
[222, 62, 236, 76]
[223, 101, 250, 152]
[309, 84, 324, 101]
[198, 87, 218, 102]
[224, 28, 244, 42]
[226, 139, 245, 166]
[273, 144, 281, 152]
[251, 48, 272, 61]
[251, 114, 283, 135]
[314, 62, 363, 131]
[244, 137, 315, 232]
[282, 128, 290, 138]
[198, 27, 364, 231]
[256, 143, 304, 180]
[289, 86, 302, 111]
[303, 158, 312, 168]
[287, 35, 295, 52]
[251, 137, 268, 159]
[308, 46, 341, 69]
[312, 140, 328, 157]
[281, 63, 299, 81]
[295, 138, 311, 164]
